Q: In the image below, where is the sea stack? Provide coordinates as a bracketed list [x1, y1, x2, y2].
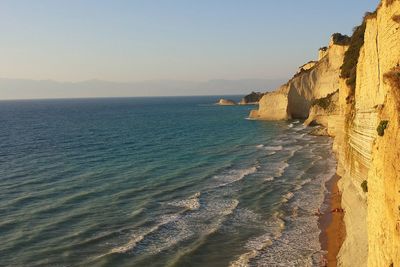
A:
[238, 91, 265, 105]
[217, 98, 236, 105]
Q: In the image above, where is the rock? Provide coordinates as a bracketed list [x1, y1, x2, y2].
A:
[216, 98, 236, 105]
[238, 92, 265, 105]
[309, 126, 329, 136]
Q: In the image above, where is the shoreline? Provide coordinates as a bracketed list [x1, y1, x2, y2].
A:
[319, 174, 346, 266]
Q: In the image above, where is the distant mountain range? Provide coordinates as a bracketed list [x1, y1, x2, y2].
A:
[0, 78, 286, 100]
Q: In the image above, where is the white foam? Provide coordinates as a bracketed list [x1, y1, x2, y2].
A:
[229, 235, 272, 267]
[168, 192, 201, 211]
[245, 117, 257, 121]
[214, 166, 257, 187]
[282, 192, 294, 202]
[276, 162, 290, 177]
[110, 213, 181, 254]
[255, 144, 264, 149]
[288, 123, 294, 128]
[250, 149, 338, 266]
[264, 176, 274, 182]
[264, 145, 283, 151]
[229, 212, 285, 267]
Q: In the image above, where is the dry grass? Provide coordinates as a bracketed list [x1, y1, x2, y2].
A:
[364, 11, 378, 20]
[384, 66, 400, 90]
[392, 14, 400, 23]
[340, 22, 367, 92]
[384, 66, 400, 110]
[386, 0, 396, 7]
[332, 33, 351, 45]
[311, 90, 338, 110]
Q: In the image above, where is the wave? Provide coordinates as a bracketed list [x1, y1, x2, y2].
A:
[213, 166, 257, 188]
[248, 154, 337, 266]
[264, 176, 274, 182]
[282, 192, 294, 203]
[168, 192, 201, 211]
[255, 144, 264, 149]
[275, 162, 290, 177]
[229, 212, 285, 267]
[264, 145, 283, 151]
[99, 196, 240, 260]
[110, 213, 181, 254]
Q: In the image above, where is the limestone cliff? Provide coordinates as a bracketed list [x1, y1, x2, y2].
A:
[250, 0, 400, 265]
[321, 1, 400, 265]
[249, 36, 348, 120]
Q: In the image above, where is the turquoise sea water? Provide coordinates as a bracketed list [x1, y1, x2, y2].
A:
[0, 96, 336, 267]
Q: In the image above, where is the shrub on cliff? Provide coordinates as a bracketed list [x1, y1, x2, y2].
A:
[361, 180, 368, 193]
[377, 120, 389, 136]
[392, 14, 400, 23]
[340, 21, 367, 92]
[383, 66, 400, 110]
[311, 90, 338, 110]
[386, 0, 395, 7]
[331, 33, 350, 46]
[364, 11, 377, 20]
[384, 66, 400, 91]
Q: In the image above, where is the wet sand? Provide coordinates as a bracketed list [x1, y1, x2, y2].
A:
[319, 174, 346, 267]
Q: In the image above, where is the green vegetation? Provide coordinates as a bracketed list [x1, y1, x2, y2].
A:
[340, 21, 367, 92]
[364, 11, 377, 20]
[361, 180, 368, 193]
[311, 90, 338, 110]
[331, 33, 350, 45]
[377, 120, 389, 136]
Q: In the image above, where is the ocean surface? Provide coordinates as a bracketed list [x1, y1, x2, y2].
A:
[0, 96, 336, 267]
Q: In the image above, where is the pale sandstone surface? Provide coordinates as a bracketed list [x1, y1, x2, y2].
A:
[249, 1, 400, 265]
[315, 1, 400, 265]
[217, 98, 236, 105]
[250, 38, 348, 120]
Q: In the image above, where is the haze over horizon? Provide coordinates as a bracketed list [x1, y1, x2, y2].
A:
[0, 0, 379, 99]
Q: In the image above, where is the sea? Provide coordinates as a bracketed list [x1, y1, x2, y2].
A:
[0, 96, 336, 267]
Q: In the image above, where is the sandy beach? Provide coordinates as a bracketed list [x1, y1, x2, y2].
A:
[319, 174, 346, 266]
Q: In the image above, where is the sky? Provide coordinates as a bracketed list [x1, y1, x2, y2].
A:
[0, 0, 380, 98]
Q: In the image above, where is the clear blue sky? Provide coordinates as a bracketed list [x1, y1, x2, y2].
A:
[0, 0, 379, 83]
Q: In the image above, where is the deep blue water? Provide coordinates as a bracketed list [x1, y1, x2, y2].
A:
[0, 96, 335, 267]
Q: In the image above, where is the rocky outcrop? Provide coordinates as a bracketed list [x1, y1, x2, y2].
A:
[248, 89, 289, 120]
[304, 90, 339, 136]
[217, 98, 236, 105]
[238, 91, 265, 105]
[297, 61, 317, 73]
[249, 36, 348, 120]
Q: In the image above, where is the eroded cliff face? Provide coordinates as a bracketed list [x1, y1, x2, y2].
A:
[249, 39, 348, 120]
[360, 1, 400, 266]
[250, 0, 400, 265]
[311, 1, 400, 265]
